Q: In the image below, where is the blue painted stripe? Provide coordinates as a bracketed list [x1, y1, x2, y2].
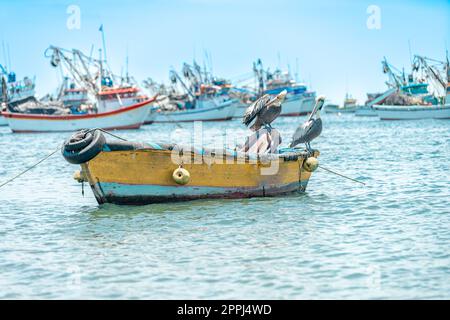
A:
[97, 180, 309, 198]
[148, 142, 163, 150]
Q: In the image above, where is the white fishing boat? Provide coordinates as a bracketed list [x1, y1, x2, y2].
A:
[2, 98, 153, 132]
[152, 95, 237, 123]
[147, 64, 238, 123]
[374, 104, 450, 120]
[234, 60, 316, 118]
[3, 46, 153, 132]
[355, 106, 377, 116]
[355, 89, 398, 117]
[374, 54, 450, 120]
[1, 65, 36, 126]
[325, 94, 360, 114]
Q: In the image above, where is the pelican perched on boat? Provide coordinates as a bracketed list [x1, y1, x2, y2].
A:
[289, 96, 325, 151]
[243, 90, 287, 131]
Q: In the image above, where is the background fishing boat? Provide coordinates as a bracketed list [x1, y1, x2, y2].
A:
[374, 104, 450, 120]
[3, 45, 154, 132]
[0, 64, 36, 126]
[254, 59, 316, 117]
[374, 54, 450, 120]
[153, 95, 238, 123]
[354, 92, 387, 117]
[3, 99, 153, 132]
[325, 93, 361, 114]
[144, 63, 238, 122]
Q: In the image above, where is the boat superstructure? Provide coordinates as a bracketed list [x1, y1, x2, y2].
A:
[253, 59, 316, 117]
[0, 64, 36, 125]
[2, 44, 153, 132]
[374, 53, 450, 120]
[146, 62, 238, 123]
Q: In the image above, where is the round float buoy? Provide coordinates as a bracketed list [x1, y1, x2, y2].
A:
[62, 129, 106, 164]
[73, 170, 87, 183]
[172, 167, 190, 185]
[303, 157, 319, 172]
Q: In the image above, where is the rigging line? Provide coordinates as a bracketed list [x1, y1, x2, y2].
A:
[318, 165, 366, 186]
[85, 128, 128, 141]
[0, 146, 60, 189]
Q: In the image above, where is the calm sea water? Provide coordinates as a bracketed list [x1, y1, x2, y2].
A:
[0, 114, 449, 299]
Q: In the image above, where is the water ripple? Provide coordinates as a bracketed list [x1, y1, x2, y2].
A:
[0, 115, 449, 299]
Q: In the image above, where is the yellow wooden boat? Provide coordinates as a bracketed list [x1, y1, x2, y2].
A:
[62, 129, 320, 205]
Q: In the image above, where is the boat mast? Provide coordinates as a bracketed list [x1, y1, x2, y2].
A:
[45, 46, 99, 95]
[170, 69, 195, 99]
[382, 57, 404, 89]
[413, 55, 446, 92]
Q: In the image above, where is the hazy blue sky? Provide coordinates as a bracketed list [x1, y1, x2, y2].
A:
[0, 0, 448, 103]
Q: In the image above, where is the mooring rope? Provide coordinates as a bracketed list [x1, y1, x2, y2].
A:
[0, 128, 130, 190]
[87, 128, 128, 141]
[0, 146, 61, 189]
[318, 165, 366, 186]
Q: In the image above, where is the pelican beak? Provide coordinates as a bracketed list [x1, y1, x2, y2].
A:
[277, 90, 288, 103]
[317, 95, 326, 110]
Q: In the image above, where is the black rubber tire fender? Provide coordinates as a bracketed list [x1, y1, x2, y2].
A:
[62, 129, 106, 164]
[64, 129, 94, 152]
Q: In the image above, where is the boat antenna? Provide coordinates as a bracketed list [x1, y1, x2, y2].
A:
[203, 51, 208, 83]
[295, 58, 299, 83]
[209, 50, 213, 79]
[277, 52, 281, 70]
[345, 75, 349, 97]
[287, 59, 291, 78]
[7, 43, 11, 71]
[89, 44, 94, 61]
[99, 24, 107, 62]
[126, 45, 129, 84]
[99, 48, 103, 84]
[1, 41, 7, 71]
[408, 39, 413, 66]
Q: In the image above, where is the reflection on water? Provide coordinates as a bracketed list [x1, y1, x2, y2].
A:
[0, 114, 449, 299]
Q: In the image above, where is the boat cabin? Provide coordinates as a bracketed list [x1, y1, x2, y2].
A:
[97, 86, 147, 112]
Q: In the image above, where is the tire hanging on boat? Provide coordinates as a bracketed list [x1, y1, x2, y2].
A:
[63, 129, 94, 151]
[62, 129, 106, 164]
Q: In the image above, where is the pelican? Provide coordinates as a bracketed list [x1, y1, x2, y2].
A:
[242, 90, 287, 131]
[289, 96, 325, 151]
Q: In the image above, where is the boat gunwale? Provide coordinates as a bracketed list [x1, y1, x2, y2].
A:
[100, 143, 317, 164]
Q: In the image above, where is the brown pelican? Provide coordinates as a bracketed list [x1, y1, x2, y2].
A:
[289, 96, 325, 151]
[242, 90, 287, 131]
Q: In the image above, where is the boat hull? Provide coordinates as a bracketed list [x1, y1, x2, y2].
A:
[0, 115, 7, 126]
[2, 99, 153, 132]
[280, 95, 316, 116]
[233, 94, 316, 118]
[152, 99, 237, 123]
[143, 107, 158, 124]
[374, 104, 450, 120]
[355, 106, 378, 117]
[79, 144, 317, 205]
[325, 105, 359, 114]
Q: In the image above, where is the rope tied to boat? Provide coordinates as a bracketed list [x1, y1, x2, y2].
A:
[318, 165, 366, 185]
[85, 128, 128, 141]
[0, 128, 128, 189]
[0, 145, 61, 189]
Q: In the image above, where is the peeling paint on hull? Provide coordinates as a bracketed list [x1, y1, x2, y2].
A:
[93, 180, 309, 205]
